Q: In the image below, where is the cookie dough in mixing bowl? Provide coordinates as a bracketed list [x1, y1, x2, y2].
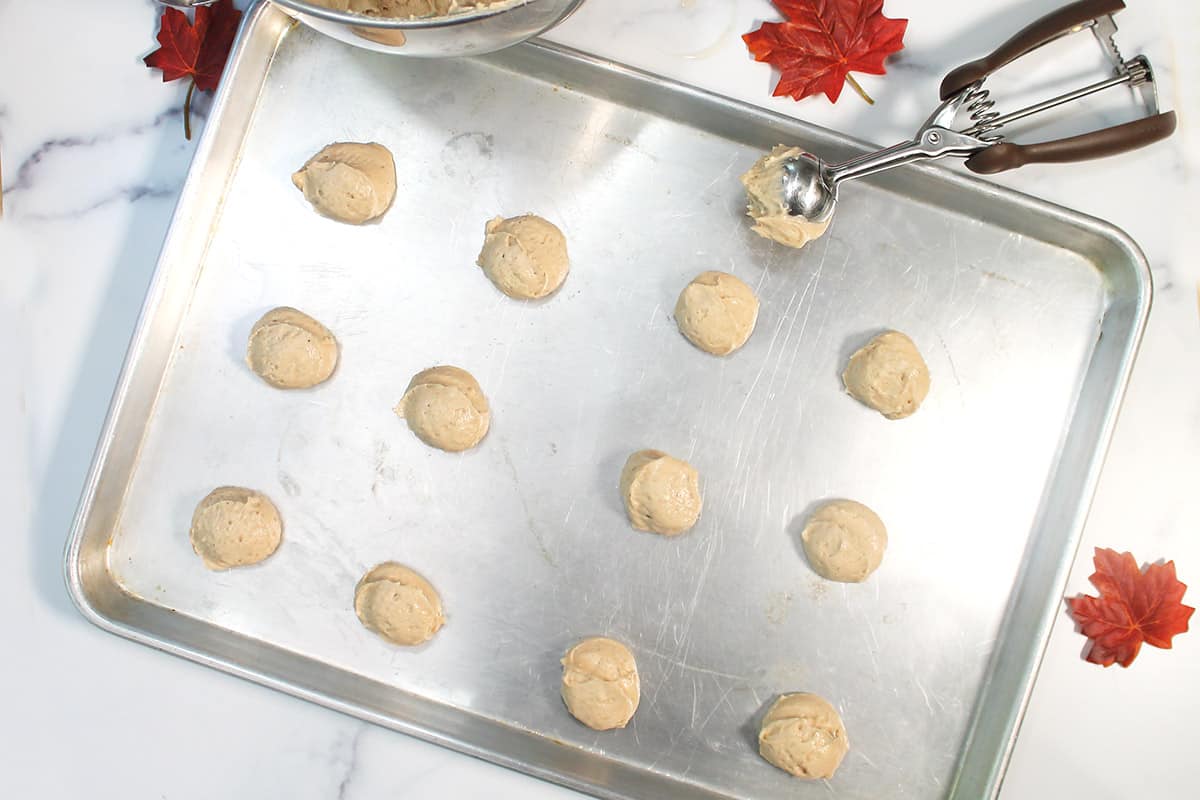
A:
[309, 0, 496, 18]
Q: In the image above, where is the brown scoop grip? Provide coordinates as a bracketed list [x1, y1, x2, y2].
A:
[940, 0, 1126, 100]
[964, 111, 1176, 174]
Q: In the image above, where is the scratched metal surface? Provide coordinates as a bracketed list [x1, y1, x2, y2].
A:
[69, 5, 1150, 799]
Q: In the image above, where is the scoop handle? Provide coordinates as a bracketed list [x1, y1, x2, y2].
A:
[963, 111, 1176, 174]
[939, 0, 1126, 100]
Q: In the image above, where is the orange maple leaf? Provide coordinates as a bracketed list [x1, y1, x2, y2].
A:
[1067, 548, 1193, 668]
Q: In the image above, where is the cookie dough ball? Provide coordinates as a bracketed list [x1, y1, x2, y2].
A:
[245, 306, 339, 389]
[395, 366, 490, 452]
[560, 637, 640, 731]
[189, 487, 282, 570]
[800, 499, 887, 583]
[619, 450, 702, 536]
[354, 562, 445, 646]
[842, 330, 930, 419]
[740, 145, 831, 248]
[758, 693, 849, 779]
[476, 214, 569, 299]
[674, 271, 760, 355]
[292, 142, 396, 224]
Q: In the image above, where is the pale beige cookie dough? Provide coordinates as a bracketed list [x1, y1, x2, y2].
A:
[674, 271, 760, 355]
[800, 499, 887, 583]
[842, 330, 930, 419]
[560, 637, 640, 731]
[476, 214, 569, 299]
[619, 450, 702, 536]
[189, 486, 282, 570]
[351, 26, 408, 46]
[311, 0, 491, 18]
[758, 693, 849, 779]
[245, 306, 339, 389]
[292, 142, 396, 224]
[395, 365, 490, 452]
[354, 562, 445, 646]
[740, 145, 831, 248]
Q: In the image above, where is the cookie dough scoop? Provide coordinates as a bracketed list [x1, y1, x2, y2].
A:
[753, 0, 1176, 242]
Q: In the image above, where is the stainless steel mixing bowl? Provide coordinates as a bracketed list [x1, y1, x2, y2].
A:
[270, 0, 586, 57]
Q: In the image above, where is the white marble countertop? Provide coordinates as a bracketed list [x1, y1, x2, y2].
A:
[2, 0, 1197, 797]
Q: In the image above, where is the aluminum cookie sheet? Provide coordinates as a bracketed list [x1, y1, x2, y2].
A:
[66, 4, 1151, 799]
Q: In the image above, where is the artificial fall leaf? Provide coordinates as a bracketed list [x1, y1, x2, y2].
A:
[743, 0, 907, 105]
[144, 0, 243, 139]
[1066, 548, 1193, 668]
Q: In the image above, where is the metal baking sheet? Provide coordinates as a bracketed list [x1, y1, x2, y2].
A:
[66, 4, 1151, 799]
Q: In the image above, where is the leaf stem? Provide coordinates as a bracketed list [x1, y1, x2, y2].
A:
[184, 80, 196, 141]
[846, 74, 875, 105]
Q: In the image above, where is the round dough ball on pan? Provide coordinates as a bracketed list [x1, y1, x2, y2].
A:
[354, 562, 445, 646]
[560, 637, 640, 731]
[800, 499, 887, 583]
[674, 270, 759, 355]
[292, 141, 396, 225]
[245, 306, 339, 389]
[619, 450, 702, 536]
[758, 692, 849, 779]
[189, 486, 282, 570]
[842, 330, 930, 419]
[394, 365, 490, 452]
[476, 214, 569, 300]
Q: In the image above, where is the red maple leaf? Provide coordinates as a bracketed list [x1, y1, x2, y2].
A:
[144, 0, 243, 139]
[743, 0, 907, 105]
[1066, 548, 1193, 668]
